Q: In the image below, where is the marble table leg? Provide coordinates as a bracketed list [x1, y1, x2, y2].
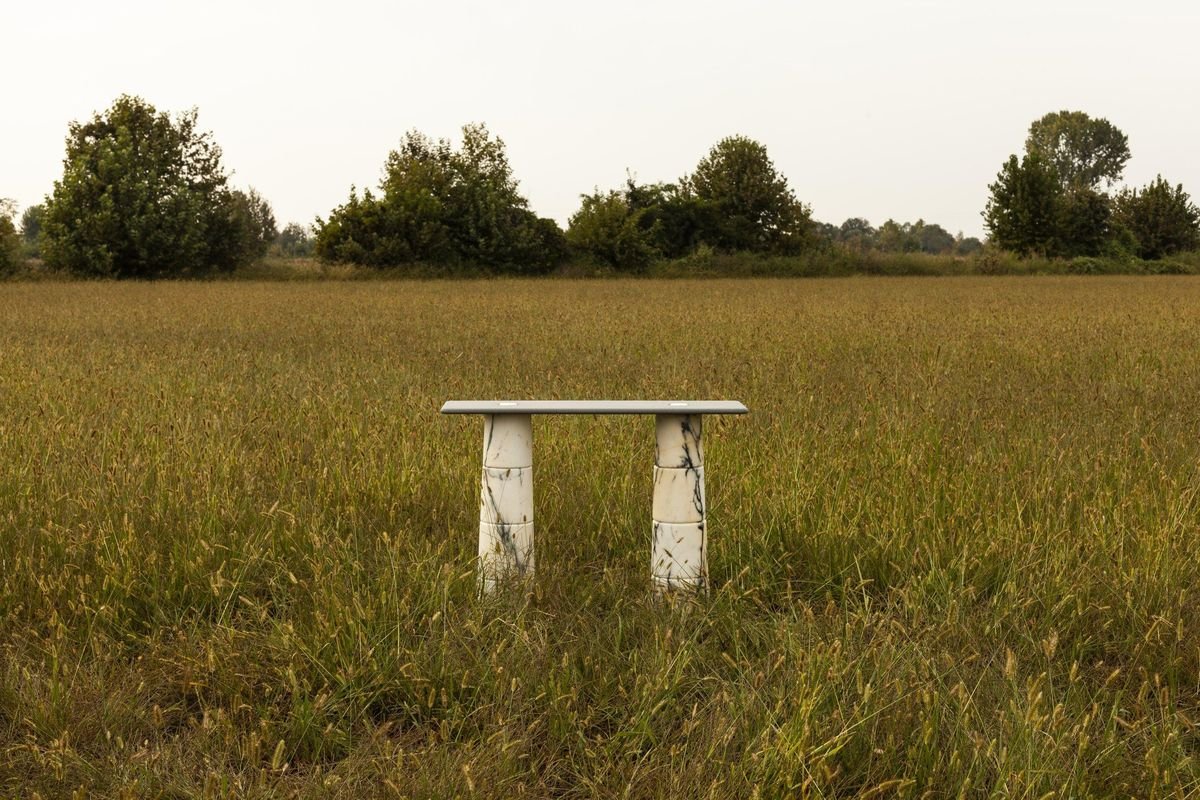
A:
[652, 413, 707, 591]
[479, 413, 534, 592]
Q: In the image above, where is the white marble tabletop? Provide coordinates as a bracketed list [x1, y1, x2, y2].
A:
[440, 400, 748, 415]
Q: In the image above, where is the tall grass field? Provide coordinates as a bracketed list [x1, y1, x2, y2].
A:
[3, 277, 1200, 797]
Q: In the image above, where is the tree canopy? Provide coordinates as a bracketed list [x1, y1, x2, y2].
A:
[683, 135, 811, 254]
[0, 199, 21, 274]
[1025, 110, 1130, 192]
[565, 189, 660, 270]
[984, 110, 1198, 261]
[983, 154, 1063, 256]
[315, 124, 566, 272]
[20, 204, 44, 257]
[817, 217, 975, 255]
[277, 223, 315, 258]
[564, 136, 814, 269]
[1114, 177, 1200, 260]
[41, 95, 272, 277]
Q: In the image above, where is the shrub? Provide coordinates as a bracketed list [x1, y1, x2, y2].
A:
[41, 95, 268, 277]
[566, 190, 659, 271]
[983, 153, 1063, 257]
[206, 188, 278, 271]
[0, 199, 21, 274]
[276, 222, 316, 258]
[316, 124, 566, 273]
[1113, 176, 1200, 260]
[683, 135, 812, 254]
[1056, 189, 1112, 258]
[20, 203, 44, 258]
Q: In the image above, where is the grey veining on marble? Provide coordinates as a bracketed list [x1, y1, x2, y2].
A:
[652, 413, 710, 591]
[654, 413, 703, 469]
[448, 400, 746, 594]
[443, 400, 747, 415]
[483, 414, 533, 468]
[480, 466, 534, 526]
[477, 413, 535, 591]
[651, 521, 707, 591]
[652, 465, 706, 524]
[479, 521, 534, 586]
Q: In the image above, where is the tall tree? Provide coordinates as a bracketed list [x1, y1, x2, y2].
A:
[40, 95, 262, 277]
[838, 218, 876, 250]
[206, 188, 278, 268]
[0, 199, 21, 273]
[875, 219, 919, 253]
[317, 124, 565, 272]
[1113, 176, 1200, 259]
[277, 222, 315, 258]
[915, 221, 956, 254]
[683, 135, 811, 254]
[1025, 110, 1130, 191]
[566, 189, 660, 270]
[20, 203, 44, 255]
[983, 154, 1063, 256]
[1056, 189, 1112, 258]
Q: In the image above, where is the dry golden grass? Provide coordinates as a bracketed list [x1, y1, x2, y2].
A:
[2, 277, 1200, 797]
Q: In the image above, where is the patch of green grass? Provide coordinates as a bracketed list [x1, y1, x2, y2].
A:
[2, 277, 1200, 797]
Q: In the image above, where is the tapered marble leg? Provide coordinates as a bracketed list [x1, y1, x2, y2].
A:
[652, 521, 706, 589]
[652, 414, 707, 591]
[479, 414, 534, 591]
[479, 521, 534, 594]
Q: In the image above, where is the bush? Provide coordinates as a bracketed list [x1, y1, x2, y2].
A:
[1065, 257, 1107, 275]
[276, 222, 316, 258]
[41, 95, 270, 277]
[206, 188, 278, 271]
[1056, 189, 1112, 258]
[565, 190, 660, 271]
[983, 153, 1063, 256]
[684, 135, 812, 254]
[1113, 176, 1200, 260]
[20, 203, 44, 259]
[316, 124, 566, 273]
[0, 200, 21, 274]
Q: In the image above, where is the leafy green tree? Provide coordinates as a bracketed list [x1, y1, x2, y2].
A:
[564, 175, 717, 268]
[243, 189, 277, 256]
[441, 124, 541, 268]
[1113, 176, 1200, 259]
[525, 215, 570, 269]
[207, 188, 277, 269]
[1025, 110, 1130, 191]
[566, 190, 660, 270]
[876, 219, 919, 253]
[624, 179, 708, 259]
[40, 95, 253, 277]
[277, 222, 315, 258]
[811, 220, 839, 247]
[315, 189, 393, 266]
[0, 199, 21, 274]
[20, 203, 44, 257]
[915, 221, 956, 254]
[317, 124, 565, 272]
[983, 154, 1063, 256]
[1056, 189, 1112, 258]
[954, 235, 984, 256]
[838, 218, 876, 250]
[683, 135, 811, 254]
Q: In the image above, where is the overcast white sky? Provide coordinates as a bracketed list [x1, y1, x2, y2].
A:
[4, 0, 1198, 238]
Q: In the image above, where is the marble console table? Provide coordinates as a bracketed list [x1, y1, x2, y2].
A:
[440, 400, 748, 593]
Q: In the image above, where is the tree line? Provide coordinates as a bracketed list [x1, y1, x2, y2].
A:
[984, 111, 1199, 260]
[2, 96, 1197, 278]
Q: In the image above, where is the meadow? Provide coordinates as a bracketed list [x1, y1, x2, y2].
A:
[2, 276, 1200, 798]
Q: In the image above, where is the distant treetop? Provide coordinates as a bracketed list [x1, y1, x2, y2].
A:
[1025, 110, 1130, 192]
